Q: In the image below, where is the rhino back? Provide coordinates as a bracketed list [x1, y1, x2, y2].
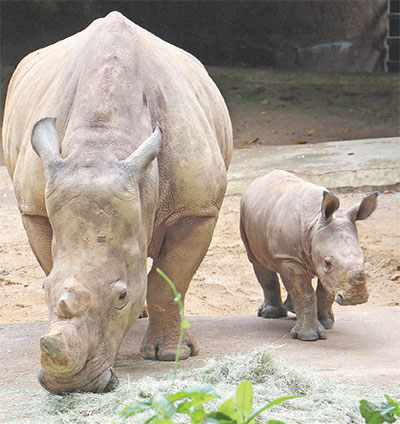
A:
[2, 11, 232, 218]
[240, 170, 323, 272]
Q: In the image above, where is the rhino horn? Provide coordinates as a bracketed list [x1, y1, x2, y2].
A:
[40, 323, 86, 377]
[120, 124, 162, 181]
[56, 285, 91, 318]
[31, 117, 62, 169]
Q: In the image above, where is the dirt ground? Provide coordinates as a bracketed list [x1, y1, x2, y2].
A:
[0, 67, 399, 323]
[1, 185, 399, 324]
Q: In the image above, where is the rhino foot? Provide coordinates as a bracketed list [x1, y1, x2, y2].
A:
[290, 321, 327, 341]
[318, 311, 335, 330]
[258, 303, 287, 319]
[140, 330, 199, 361]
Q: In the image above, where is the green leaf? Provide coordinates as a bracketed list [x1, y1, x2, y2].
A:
[152, 394, 177, 419]
[385, 395, 400, 417]
[153, 419, 175, 424]
[176, 399, 192, 413]
[202, 411, 237, 424]
[246, 395, 303, 423]
[359, 399, 396, 424]
[236, 380, 253, 422]
[181, 320, 191, 329]
[190, 405, 206, 423]
[168, 385, 219, 403]
[267, 420, 287, 424]
[121, 400, 152, 418]
[218, 397, 236, 419]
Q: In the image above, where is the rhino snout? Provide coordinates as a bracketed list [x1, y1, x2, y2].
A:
[335, 285, 369, 306]
[348, 269, 366, 285]
[40, 321, 88, 377]
[334, 267, 369, 306]
[38, 365, 118, 394]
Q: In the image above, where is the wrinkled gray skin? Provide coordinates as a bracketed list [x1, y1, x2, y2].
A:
[2, 12, 232, 393]
[240, 170, 377, 341]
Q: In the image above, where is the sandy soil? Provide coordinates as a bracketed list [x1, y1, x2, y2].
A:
[1, 181, 399, 324]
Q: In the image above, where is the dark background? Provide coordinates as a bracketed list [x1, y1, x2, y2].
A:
[1, 0, 397, 156]
[1, 0, 388, 71]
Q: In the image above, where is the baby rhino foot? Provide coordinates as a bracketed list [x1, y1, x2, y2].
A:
[258, 303, 287, 319]
[290, 321, 327, 341]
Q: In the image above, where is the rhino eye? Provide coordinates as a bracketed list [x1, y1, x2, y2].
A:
[112, 281, 129, 309]
[324, 257, 333, 272]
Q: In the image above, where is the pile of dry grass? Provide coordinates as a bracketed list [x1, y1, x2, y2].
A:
[2, 346, 398, 423]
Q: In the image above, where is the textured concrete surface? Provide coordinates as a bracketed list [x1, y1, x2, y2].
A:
[1, 306, 399, 397]
[228, 137, 400, 195]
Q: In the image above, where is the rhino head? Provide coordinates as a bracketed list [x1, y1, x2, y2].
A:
[31, 118, 161, 393]
[311, 190, 378, 306]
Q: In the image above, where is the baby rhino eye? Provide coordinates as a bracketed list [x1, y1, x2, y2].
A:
[119, 289, 127, 300]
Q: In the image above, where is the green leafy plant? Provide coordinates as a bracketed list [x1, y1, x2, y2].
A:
[121, 379, 300, 423]
[360, 395, 400, 424]
[205, 380, 300, 424]
[121, 269, 301, 423]
[155, 268, 191, 381]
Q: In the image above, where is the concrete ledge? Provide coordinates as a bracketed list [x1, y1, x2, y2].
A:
[228, 137, 400, 195]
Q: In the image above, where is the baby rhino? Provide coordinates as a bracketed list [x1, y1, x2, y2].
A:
[240, 170, 377, 341]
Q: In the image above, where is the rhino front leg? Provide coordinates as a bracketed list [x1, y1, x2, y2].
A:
[316, 279, 335, 329]
[252, 262, 287, 319]
[141, 215, 217, 361]
[280, 266, 326, 341]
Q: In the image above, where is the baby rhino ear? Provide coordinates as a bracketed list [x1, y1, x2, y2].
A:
[346, 192, 378, 222]
[321, 191, 340, 223]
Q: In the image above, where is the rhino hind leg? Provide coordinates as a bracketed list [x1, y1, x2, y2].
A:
[22, 214, 53, 275]
[252, 262, 287, 319]
[316, 279, 335, 329]
[283, 294, 295, 314]
[141, 215, 218, 361]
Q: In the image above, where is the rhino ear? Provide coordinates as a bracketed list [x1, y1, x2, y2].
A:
[31, 117, 61, 168]
[346, 191, 378, 222]
[321, 190, 340, 223]
[121, 124, 162, 181]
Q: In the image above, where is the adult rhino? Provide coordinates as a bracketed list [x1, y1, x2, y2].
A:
[2, 11, 232, 393]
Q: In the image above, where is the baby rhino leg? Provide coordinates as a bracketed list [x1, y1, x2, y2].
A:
[253, 261, 287, 319]
[316, 279, 335, 329]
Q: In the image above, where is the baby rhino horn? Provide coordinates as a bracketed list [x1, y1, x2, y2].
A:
[57, 285, 91, 318]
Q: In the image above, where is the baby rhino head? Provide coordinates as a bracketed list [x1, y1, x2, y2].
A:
[311, 190, 378, 306]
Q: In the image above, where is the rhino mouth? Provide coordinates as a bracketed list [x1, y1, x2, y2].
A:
[38, 364, 118, 394]
[335, 291, 369, 306]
